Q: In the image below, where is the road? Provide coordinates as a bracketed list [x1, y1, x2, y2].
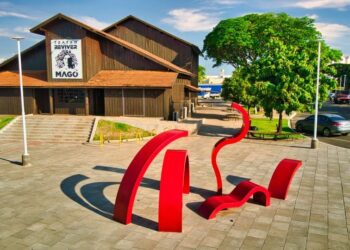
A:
[291, 102, 350, 149]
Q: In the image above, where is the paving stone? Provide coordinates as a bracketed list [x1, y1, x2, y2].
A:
[0, 113, 349, 249]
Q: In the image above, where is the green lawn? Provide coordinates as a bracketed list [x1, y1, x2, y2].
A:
[93, 120, 155, 141]
[250, 118, 304, 139]
[0, 116, 15, 130]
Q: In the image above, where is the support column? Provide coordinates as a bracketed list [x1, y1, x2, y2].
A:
[84, 89, 89, 116]
[49, 88, 54, 115]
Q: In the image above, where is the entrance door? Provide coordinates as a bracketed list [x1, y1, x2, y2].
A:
[54, 89, 85, 115]
[123, 89, 144, 116]
[35, 89, 50, 114]
[92, 89, 105, 115]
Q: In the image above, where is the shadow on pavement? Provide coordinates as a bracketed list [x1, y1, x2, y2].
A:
[0, 157, 22, 166]
[226, 175, 250, 185]
[60, 165, 217, 230]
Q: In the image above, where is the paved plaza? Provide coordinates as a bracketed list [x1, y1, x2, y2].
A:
[0, 124, 350, 249]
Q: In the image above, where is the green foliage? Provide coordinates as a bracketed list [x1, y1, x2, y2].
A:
[331, 63, 350, 88]
[0, 116, 15, 130]
[221, 69, 259, 112]
[94, 120, 155, 140]
[198, 65, 206, 83]
[204, 12, 342, 132]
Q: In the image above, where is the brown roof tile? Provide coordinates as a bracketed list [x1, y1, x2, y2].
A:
[0, 70, 178, 88]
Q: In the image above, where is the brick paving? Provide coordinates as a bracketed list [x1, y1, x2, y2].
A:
[0, 123, 350, 249]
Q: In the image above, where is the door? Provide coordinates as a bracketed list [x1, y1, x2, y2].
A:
[92, 89, 105, 115]
[35, 89, 50, 114]
[54, 89, 85, 115]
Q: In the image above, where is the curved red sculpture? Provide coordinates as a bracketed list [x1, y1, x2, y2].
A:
[158, 150, 189, 232]
[268, 158, 302, 199]
[198, 158, 302, 219]
[114, 129, 188, 225]
[198, 180, 270, 219]
[211, 102, 250, 194]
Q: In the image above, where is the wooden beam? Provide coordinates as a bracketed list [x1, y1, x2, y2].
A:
[84, 89, 89, 115]
[49, 88, 54, 114]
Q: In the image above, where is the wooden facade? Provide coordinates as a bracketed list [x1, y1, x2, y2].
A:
[0, 13, 200, 119]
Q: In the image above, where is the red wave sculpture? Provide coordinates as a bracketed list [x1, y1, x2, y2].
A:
[198, 158, 302, 219]
[158, 150, 189, 232]
[113, 129, 188, 225]
[211, 102, 250, 194]
[198, 180, 270, 219]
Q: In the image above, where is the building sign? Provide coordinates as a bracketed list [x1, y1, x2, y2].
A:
[51, 39, 83, 79]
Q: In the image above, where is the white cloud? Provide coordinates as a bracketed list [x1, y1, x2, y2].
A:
[307, 14, 319, 19]
[14, 26, 30, 34]
[162, 9, 220, 32]
[316, 22, 350, 40]
[0, 57, 6, 63]
[315, 22, 350, 53]
[213, 0, 242, 4]
[77, 16, 109, 30]
[0, 27, 15, 38]
[294, 0, 350, 9]
[0, 10, 36, 20]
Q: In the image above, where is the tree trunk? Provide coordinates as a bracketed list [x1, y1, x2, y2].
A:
[277, 112, 283, 133]
[247, 106, 251, 115]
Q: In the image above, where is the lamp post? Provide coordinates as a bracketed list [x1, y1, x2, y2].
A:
[12, 37, 30, 166]
[311, 40, 322, 149]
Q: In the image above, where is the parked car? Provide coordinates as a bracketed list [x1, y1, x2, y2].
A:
[295, 114, 350, 136]
[334, 90, 350, 104]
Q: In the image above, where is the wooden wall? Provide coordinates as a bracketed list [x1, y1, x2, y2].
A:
[0, 88, 35, 114]
[53, 89, 85, 115]
[104, 88, 167, 118]
[100, 39, 166, 71]
[107, 19, 198, 73]
[44, 19, 87, 82]
[1, 42, 47, 71]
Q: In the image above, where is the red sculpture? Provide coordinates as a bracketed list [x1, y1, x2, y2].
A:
[211, 102, 250, 194]
[198, 180, 270, 219]
[158, 150, 189, 232]
[198, 158, 302, 219]
[114, 129, 188, 225]
[267, 159, 302, 199]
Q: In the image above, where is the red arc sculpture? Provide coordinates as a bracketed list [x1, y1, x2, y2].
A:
[211, 102, 250, 194]
[158, 150, 189, 232]
[113, 129, 188, 225]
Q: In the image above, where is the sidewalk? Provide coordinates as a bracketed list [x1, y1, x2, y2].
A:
[0, 114, 349, 249]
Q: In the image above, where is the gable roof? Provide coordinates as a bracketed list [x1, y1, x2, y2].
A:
[103, 15, 201, 55]
[0, 40, 45, 69]
[29, 13, 194, 77]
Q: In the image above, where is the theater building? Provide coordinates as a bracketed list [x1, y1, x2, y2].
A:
[0, 13, 200, 119]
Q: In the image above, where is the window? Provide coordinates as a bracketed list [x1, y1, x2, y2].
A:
[57, 89, 84, 104]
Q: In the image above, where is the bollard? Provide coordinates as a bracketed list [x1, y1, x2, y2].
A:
[119, 133, 122, 144]
[100, 133, 104, 145]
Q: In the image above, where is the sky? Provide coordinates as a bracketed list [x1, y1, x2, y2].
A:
[0, 0, 350, 75]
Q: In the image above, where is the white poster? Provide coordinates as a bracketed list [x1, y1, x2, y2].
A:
[51, 39, 83, 79]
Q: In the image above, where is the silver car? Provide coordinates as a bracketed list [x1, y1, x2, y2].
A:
[296, 114, 350, 136]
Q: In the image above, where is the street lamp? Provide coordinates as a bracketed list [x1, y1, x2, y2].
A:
[311, 40, 322, 149]
[12, 37, 30, 166]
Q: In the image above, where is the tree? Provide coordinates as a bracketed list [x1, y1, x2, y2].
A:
[198, 65, 206, 83]
[331, 63, 350, 89]
[221, 69, 258, 114]
[203, 13, 342, 132]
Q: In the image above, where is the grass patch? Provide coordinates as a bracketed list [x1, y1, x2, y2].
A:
[0, 116, 15, 130]
[93, 120, 155, 141]
[250, 118, 304, 139]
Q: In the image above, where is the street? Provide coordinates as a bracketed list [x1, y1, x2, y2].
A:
[291, 102, 350, 149]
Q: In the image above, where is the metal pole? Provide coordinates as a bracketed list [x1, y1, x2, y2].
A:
[13, 37, 30, 166]
[344, 75, 347, 89]
[311, 40, 321, 149]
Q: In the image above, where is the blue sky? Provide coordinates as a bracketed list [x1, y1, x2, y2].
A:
[0, 0, 350, 75]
